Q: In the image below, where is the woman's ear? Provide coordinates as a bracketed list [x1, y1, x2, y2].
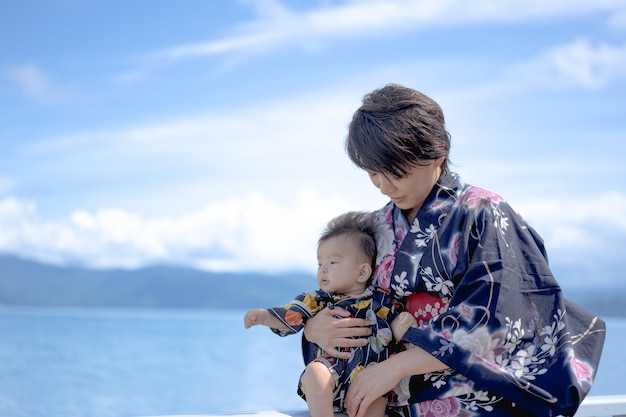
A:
[358, 263, 372, 283]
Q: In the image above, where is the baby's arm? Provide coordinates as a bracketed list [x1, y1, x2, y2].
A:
[244, 308, 288, 330]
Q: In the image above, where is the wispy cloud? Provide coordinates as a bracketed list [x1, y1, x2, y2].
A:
[4, 74, 625, 272]
[22, 87, 360, 177]
[516, 192, 626, 263]
[146, 32, 283, 63]
[0, 192, 355, 272]
[140, 0, 626, 65]
[4, 17, 624, 273]
[2, 188, 624, 273]
[506, 39, 626, 88]
[4, 63, 70, 103]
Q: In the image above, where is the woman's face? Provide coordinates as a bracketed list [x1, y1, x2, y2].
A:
[368, 157, 444, 221]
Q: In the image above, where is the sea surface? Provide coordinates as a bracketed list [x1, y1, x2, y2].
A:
[0, 307, 622, 417]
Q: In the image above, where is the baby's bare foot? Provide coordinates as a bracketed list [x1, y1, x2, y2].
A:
[391, 311, 418, 340]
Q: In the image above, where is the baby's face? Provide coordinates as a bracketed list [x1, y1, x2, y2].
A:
[316, 235, 368, 296]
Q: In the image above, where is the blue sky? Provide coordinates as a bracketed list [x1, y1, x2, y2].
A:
[1, 0, 625, 282]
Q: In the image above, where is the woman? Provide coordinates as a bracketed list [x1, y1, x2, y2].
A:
[303, 84, 605, 417]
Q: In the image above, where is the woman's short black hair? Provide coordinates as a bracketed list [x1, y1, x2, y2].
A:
[346, 83, 451, 178]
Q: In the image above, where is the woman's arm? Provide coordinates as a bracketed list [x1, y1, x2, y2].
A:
[346, 345, 448, 417]
[303, 306, 373, 360]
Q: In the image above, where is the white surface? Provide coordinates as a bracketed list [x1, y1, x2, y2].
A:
[141, 395, 626, 417]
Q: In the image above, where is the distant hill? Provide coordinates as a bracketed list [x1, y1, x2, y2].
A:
[0, 253, 623, 317]
[0, 253, 313, 310]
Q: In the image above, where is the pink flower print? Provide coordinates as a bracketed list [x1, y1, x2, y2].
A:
[463, 186, 504, 202]
[482, 358, 505, 371]
[440, 329, 453, 340]
[569, 350, 594, 384]
[459, 303, 473, 319]
[459, 186, 503, 210]
[432, 199, 446, 209]
[417, 397, 461, 417]
[448, 232, 461, 267]
[394, 219, 406, 245]
[383, 205, 394, 223]
[375, 254, 395, 290]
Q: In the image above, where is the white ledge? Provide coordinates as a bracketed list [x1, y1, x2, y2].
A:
[141, 395, 626, 417]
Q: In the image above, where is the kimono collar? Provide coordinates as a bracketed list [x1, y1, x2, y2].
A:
[392, 171, 464, 234]
[388, 172, 464, 295]
[315, 284, 376, 306]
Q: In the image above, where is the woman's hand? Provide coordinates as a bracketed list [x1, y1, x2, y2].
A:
[345, 361, 400, 417]
[304, 306, 372, 359]
[346, 345, 449, 417]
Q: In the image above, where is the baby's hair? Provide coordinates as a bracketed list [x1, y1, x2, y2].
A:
[319, 211, 377, 276]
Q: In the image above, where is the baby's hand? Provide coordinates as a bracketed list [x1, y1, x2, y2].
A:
[243, 308, 266, 329]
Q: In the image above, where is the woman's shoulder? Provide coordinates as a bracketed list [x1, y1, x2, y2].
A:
[459, 184, 505, 204]
[441, 174, 525, 231]
[451, 173, 506, 209]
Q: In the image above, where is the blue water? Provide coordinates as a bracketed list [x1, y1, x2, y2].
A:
[0, 307, 622, 417]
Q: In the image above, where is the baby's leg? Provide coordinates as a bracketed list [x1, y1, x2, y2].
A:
[301, 361, 335, 417]
[391, 311, 418, 341]
[363, 396, 387, 417]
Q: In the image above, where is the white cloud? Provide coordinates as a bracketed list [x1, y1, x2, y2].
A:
[1, 189, 624, 273]
[508, 39, 626, 88]
[21, 87, 368, 210]
[29, 87, 356, 153]
[145, 32, 282, 63]
[0, 191, 356, 273]
[4, 63, 70, 103]
[5, 54, 623, 273]
[515, 191, 626, 261]
[141, 0, 626, 65]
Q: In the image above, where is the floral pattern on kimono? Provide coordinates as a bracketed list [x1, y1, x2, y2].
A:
[368, 172, 606, 417]
[268, 285, 395, 412]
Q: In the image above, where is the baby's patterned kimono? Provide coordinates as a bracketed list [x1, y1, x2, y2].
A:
[268, 285, 394, 413]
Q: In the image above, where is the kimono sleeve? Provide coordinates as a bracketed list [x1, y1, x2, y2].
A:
[267, 290, 322, 337]
[401, 199, 606, 417]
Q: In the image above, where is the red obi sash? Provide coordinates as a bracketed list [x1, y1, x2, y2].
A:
[404, 292, 450, 326]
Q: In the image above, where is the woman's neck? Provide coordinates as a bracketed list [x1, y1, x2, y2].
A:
[403, 167, 442, 223]
[403, 207, 419, 224]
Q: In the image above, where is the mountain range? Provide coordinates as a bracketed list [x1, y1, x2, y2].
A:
[0, 253, 623, 317]
[0, 253, 313, 310]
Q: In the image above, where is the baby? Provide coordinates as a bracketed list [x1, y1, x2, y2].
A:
[245, 211, 411, 417]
